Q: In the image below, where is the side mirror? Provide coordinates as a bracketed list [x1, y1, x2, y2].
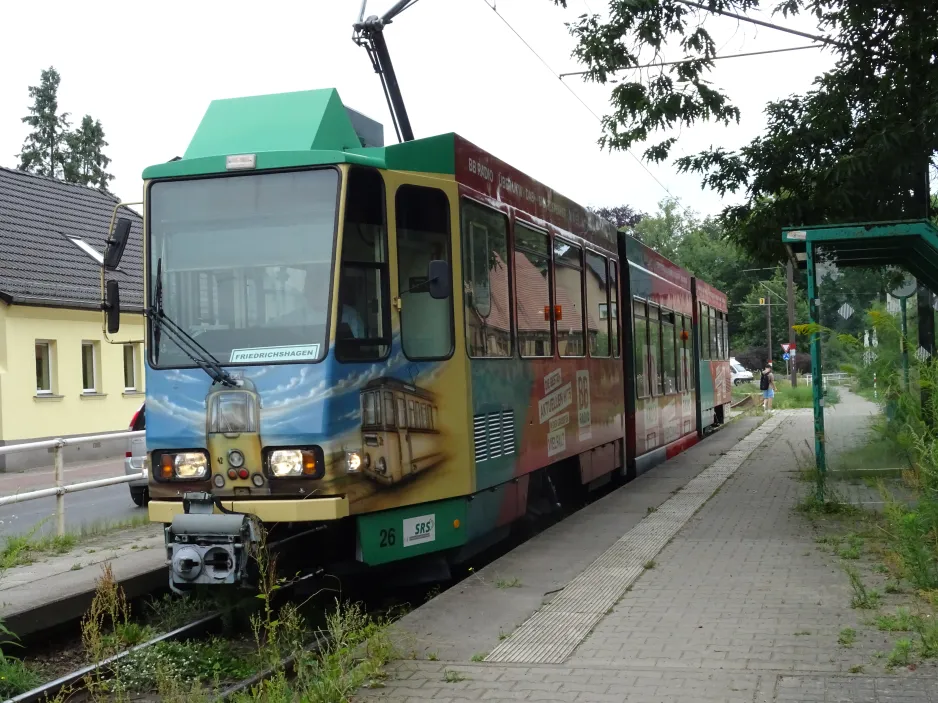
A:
[427, 260, 451, 300]
[104, 217, 132, 271]
[105, 279, 121, 334]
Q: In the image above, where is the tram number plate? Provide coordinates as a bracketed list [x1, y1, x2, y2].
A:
[402, 514, 436, 547]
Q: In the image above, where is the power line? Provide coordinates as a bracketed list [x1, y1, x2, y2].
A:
[674, 0, 845, 49]
[559, 44, 822, 79]
[478, 0, 679, 201]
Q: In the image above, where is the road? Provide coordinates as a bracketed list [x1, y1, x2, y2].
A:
[0, 457, 144, 538]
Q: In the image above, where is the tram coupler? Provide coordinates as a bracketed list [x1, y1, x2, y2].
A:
[164, 492, 259, 593]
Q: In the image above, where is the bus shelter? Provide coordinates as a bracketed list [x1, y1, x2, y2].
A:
[781, 220, 938, 478]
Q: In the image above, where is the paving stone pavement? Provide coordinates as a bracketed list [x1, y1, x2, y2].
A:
[357, 398, 938, 702]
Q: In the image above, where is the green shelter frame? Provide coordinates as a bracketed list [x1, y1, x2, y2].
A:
[781, 219, 938, 486]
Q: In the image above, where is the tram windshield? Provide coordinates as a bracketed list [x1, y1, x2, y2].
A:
[148, 168, 339, 367]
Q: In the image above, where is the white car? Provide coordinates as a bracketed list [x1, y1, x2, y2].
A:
[730, 358, 753, 386]
[125, 403, 148, 506]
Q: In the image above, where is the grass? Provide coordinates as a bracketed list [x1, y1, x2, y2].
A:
[643, 560, 656, 570]
[495, 577, 522, 589]
[794, 630, 811, 636]
[887, 638, 914, 668]
[875, 608, 920, 632]
[443, 669, 467, 683]
[849, 664, 865, 674]
[0, 654, 42, 699]
[470, 652, 486, 662]
[838, 628, 857, 647]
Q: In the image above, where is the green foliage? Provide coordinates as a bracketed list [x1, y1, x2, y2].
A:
[887, 638, 914, 668]
[17, 66, 114, 190]
[838, 627, 857, 646]
[0, 654, 42, 699]
[114, 638, 254, 692]
[64, 115, 114, 191]
[18, 66, 69, 179]
[844, 565, 881, 609]
[556, 1, 938, 264]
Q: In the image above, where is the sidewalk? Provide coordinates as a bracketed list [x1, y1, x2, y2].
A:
[358, 398, 938, 702]
[0, 523, 164, 637]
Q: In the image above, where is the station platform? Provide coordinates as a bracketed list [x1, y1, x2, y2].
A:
[359, 394, 938, 703]
[0, 524, 164, 637]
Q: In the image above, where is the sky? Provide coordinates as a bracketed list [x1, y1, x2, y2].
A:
[0, 0, 836, 221]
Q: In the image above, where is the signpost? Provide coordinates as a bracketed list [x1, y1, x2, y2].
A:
[892, 274, 917, 390]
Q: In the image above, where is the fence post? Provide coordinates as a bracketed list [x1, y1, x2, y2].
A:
[54, 439, 65, 537]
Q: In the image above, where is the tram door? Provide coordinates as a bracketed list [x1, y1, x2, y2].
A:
[395, 395, 415, 480]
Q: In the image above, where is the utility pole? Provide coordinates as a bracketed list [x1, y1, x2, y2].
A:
[766, 291, 772, 366]
[787, 260, 797, 387]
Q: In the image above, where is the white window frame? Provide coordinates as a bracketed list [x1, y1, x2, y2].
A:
[36, 341, 53, 395]
[81, 342, 97, 394]
[123, 344, 138, 391]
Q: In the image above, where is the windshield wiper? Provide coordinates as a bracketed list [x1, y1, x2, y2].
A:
[151, 258, 236, 387]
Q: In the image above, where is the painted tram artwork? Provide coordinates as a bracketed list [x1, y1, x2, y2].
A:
[100, 88, 731, 592]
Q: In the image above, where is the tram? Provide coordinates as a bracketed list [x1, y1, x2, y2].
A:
[101, 88, 730, 592]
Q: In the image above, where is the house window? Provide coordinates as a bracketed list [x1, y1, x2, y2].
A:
[123, 344, 137, 391]
[36, 342, 52, 394]
[81, 342, 97, 393]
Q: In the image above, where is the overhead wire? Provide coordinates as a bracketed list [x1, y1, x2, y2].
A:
[477, 0, 679, 201]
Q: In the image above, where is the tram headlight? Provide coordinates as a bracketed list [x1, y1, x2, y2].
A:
[346, 451, 363, 474]
[264, 447, 323, 479]
[158, 452, 209, 481]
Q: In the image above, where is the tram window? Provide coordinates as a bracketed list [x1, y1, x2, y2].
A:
[676, 314, 685, 392]
[648, 304, 662, 396]
[462, 200, 512, 358]
[337, 168, 390, 362]
[633, 298, 649, 398]
[397, 398, 407, 429]
[586, 252, 610, 358]
[396, 186, 454, 360]
[661, 310, 677, 394]
[709, 307, 718, 364]
[610, 262, 620, 358]
[384, 391, 396, 427]
[514, 223, 553, 358]
[700, 304, 710, 360]
[554, 238, 585, 357]
[715, 311, 723, 360]
[685, 315, 696, 391]
[363, 392, 380, 426]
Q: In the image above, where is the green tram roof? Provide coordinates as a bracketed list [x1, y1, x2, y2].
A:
[143, 88, 617, 253]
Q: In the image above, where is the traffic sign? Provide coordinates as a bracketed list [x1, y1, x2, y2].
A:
[759, 297, 766, 305]
[781, 343, 791, 352]
[783, 353, 791, 361]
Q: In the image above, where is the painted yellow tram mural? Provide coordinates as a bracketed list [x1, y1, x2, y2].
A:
[359, 377, 445, 485]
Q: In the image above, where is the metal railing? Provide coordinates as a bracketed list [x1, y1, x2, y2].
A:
[0, 430, 146, 536]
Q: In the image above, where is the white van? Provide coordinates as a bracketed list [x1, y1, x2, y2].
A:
[730, 358, 753, 386]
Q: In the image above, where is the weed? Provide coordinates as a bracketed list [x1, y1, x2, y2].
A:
[470, 652, 486, 662]
[849, 664, 865, 674]
[0, 655, 42, 699]
[144, 592, 217, 632]
[498, 632, 508, 641]
[424, 585, 441, 602]
[887, 638, 914, 668]
[114, 638, 253, 692]
[838, 628, 857, 647]
[845, 565, 881, 609]
[875, 607, 920, 632]
[80, 562, 133, 695]
[70, 562, 82, 571]
[495, 577, 522, 589]
[794, 630, 811, 636]
[874, 564, 890, 574]
[885, 582, 903, 594]
[427, 652, 438, 661]
[838, 545, 861, 560]
[913, 614, 938, 658]
[643, 560, 656, 570]
[646, 506, 657, 514]
[443, 669, 466, 683]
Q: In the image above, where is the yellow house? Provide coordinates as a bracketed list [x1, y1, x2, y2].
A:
[0, 167, 145, 471]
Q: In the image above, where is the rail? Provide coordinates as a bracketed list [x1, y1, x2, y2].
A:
[0, 430, 145, 536]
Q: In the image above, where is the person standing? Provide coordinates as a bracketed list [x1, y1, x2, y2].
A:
[760, 361, 776, 412]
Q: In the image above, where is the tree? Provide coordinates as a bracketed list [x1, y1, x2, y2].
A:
[18, 67, 70, 179]
[555, 1, 938, 264]
[632, 197, 690, 260]
[64, 115, 114, 191]
[589, 204, 644, 231]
